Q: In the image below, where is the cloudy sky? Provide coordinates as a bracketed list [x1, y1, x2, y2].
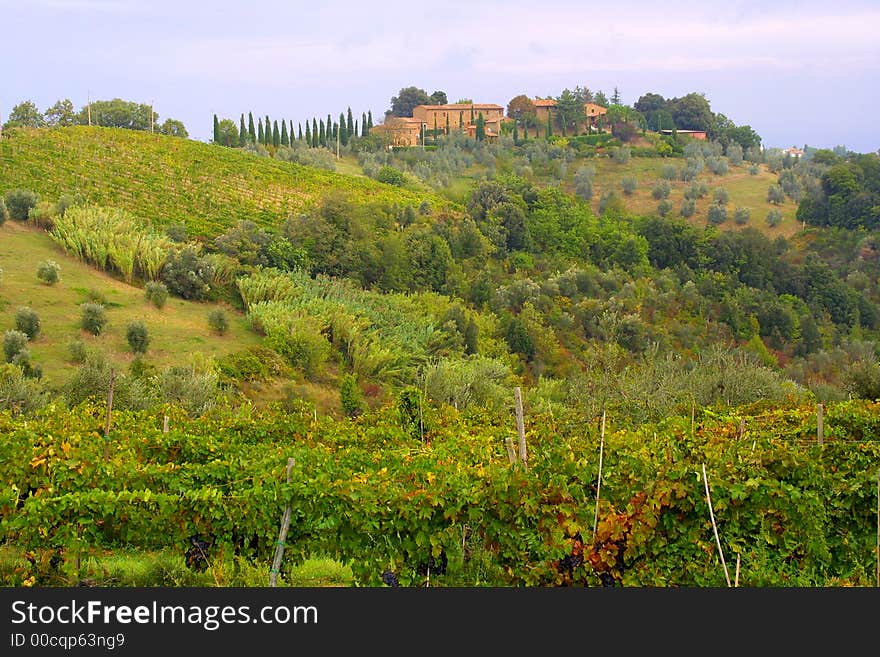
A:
[2, 0, 878, 152]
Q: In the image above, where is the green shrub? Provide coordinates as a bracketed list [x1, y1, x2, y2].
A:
[713, 187, 729, 205]
[708, 203, 728, 225]
[28, 201, 57, 230]
[80, 302, 108, 335]
[651, 180, 671, 200]
[766, 209, 783, 228]
[680, 198, 696, 217]
[157, 365, 218, 416]
[621, 176, 638, 195]
[375, 166, 408, 186]
[207, 308, 229, 335]
[11, 349, 41, 379]
[14, 307, 41, 340]
[0, 198, 7, 225]
[67, 339, 88, 363]
[657, 199, 673, 217]
[340, 374, 366, 418]
[733, 207, 751, 225]
[3, 330, 29, 362]
[144, 281, 169, 309]
[0, 363, 46, 415]
[4, 189, 39, 221]
[126, 320, 150, 354]
[748, 164, 760, 175]
[161, 246, 213, 300]
[36, 260, 60, 285]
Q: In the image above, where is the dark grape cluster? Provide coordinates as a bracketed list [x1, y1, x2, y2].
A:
[416, 551, 447, 577]
[185, 535, 212, 571]
[556, 553, 584, 575]
[381, 570, 400, 587]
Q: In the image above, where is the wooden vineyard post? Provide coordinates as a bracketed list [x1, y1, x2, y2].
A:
[103, 369, 116, 461]
[592, 410, 606, 542]
[514, 387, 528, 470]
[702, 463, 731, 587]
[817, 403, 824, 446]
[269, 458, 296, 587]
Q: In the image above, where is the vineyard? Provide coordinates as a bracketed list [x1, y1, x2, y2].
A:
[2, 397, 878, 587]
[0, 126, 448, 237]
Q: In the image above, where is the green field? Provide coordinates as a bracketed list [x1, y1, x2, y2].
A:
[0, 220, 261, 385]
[0, 126, 449, 237]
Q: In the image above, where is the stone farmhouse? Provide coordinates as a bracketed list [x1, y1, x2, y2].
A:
[371, 103, 505, 147]
[523, 98, 609, 137]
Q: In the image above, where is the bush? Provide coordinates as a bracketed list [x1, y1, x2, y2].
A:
[621, 176, 638, 195]
[4, 189, 38, 221]
[80, 302, 107, 335]
[340, 374, 366, 418]
[161, 246, 213, 301]
[36, 260, 60, 285]
[651, 180, 671, 200]
[375, 166, 408, 186]
[611, 147, 631, 164]
[207, 308, 229, 335]
[713, 187, 729, 205]
[28, 201, 57, 230]
[766, 209, 783, 228]
[144, 281, 169, 308]
[3, 330, 29, 362]
[126, 320, 150, 354]
[598, 191, 625, 216]
[11, 349, 40, 379]
[680, 198, 696, 217]
[706, 156, 729, 175]
[67, 339, 88, 363]
[684, 182, 708, 200]
[0, 363, 46, 415]
[0, 198, 7, 225]
[733, 207, 751, 225]
[660, 164, 678, 180]
[708, 203, 728, 225]
[15, 307, 40, 340]
[165, 221, 188, 243]
[767, 184, 785, 205]
[748, 164, 760, 175]
[657, 200, 673, 217]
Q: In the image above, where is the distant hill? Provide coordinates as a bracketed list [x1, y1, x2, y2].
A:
[0, 126, 445, 237]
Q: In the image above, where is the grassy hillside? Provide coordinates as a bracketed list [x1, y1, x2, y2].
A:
[0, 220, 261, 385]
[0, 126, 448, 237]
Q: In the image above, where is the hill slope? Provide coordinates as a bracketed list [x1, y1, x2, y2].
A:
[0, 220, 261, 385]
[0, 126, 447, 237]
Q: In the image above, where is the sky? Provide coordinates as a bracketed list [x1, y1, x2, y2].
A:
[2, 0, 878, 153]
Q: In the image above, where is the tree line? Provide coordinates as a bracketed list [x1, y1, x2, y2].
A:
[2, 98, 187, 137]
[213, 109, 374, 149]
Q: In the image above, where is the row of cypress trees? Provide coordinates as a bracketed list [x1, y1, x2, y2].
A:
[213, 109, 375, 149]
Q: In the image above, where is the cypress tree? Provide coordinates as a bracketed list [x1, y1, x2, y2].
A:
[445, 114, 450, 135]
[239, 114, 246, 146]
[546, 112, 552, 138]
[272, 120, 280, 147]
[257, 119, 264, 145]
[513, 121, 519, 145]
[305, 121, 311, 146]
[459, 110, 464, 128]
[470, 105, 475, 123]
[281, 120, 288, 146]
[339, 112, 347, 145]
[290, 120, 295, 144]
[319, 119, 325, 146]
[326, 114, 332, 144]
[361, 112, 367, 137]
[346, 108, 354, 138]
[298, 123, 303, 141]
[354, 120, 358, 138]
[433, 115, 437, 142]
[248, 112, 256, 143]
[264, 115, 271, 145]
[475, 112, 486, 141]
[213, 114, 219, 144]
[312, 119, 318, 147]
[367, 111, 373, 130]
